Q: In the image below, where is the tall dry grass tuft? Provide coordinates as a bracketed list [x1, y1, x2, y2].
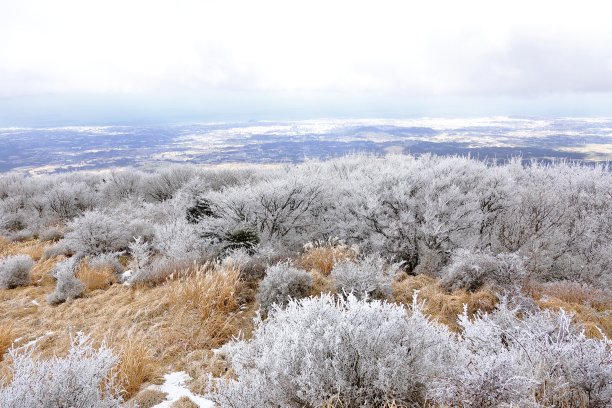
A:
[393, 274, 498, 331]
[171, 397, 199, 408]
[525, 280, 612, 338]
[114, 339, 159, 399]
[0, 238, 45, 261]
[0, 324, 16, 360]
[76, 260, 117, 291]
[309, 269, 336, 296]
[164, 264, 246, 354]
[321, 395, 412, 408]
[31, 255, 65, 286]
[525, 280, 611, 311]
[0, 238, 10, 257]
[297, 246, 357, 275]
[523, 281, 612, 338]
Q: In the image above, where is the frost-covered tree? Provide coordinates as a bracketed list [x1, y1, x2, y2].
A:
[142, 166, 195, 202]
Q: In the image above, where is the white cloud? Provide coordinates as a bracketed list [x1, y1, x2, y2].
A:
[0, 0, 611, 99]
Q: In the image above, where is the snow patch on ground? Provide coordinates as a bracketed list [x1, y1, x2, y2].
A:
[121, 270, 132, 285]
[149, 372, 214, 408]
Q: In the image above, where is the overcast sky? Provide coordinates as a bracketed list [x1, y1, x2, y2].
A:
[1, 0, 612, 125]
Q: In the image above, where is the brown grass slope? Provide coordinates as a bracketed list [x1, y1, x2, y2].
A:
[0, 239, 610, 404]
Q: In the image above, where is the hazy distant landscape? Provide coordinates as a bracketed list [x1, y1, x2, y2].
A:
[2, 116, 611, 174]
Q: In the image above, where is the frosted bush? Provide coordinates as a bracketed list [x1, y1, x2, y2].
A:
[48, 259, 85, 304]
[43, 241, 72, 259]
[256, 263, 313, 314]
[0, 155, 611, 288]
[9, 229, 35, 242]
[0, 333, 123, 407]
[45, 181, 96, 222]
[441, 249, 527, 291]
[129, 256, 194, 285]
[142, 166, 195, 202]
[221, 248, 253, 270]
[431, 301, 612, 407]
[153, 219, 203, 259]
[0, 255, 34, 289]
[331, 255, 399, 300]
[38, 226, 63, 242]
[64, 211, 129, 255]
[89, 253, 124, 275]
[128, 236, 151, 274]
[210, 294, 456, 407]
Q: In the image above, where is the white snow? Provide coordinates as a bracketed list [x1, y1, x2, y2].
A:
[148, 371, 214, 408]
[121, 270, 132, 285]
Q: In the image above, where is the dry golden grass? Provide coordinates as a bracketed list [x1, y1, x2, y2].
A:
[76, 260, 117, 291]
[321, 395, 413, 408]
[526, 281, 612, 311]
[114, 339, 159, 399]
[525, 280, 612, 338]
[309, 269, 336, 296]
[297, 246, 357, 275]
[129, 389, 168, 408]
[31, 255, 64, 286]
[393, 274, 498, 331]
[171, 397, 199, 408]
[0, 237, 45, 261]
[0, 323, 16, 361]
[164, 264, 248, 353]
[0, 237, 10, 256]
[0, 243, 252, 397]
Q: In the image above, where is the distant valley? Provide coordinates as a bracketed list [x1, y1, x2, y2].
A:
[1, 117, 611, 174]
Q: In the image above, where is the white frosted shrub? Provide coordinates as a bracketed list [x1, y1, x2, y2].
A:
[0, 333, 123, 407]
[38, 226, 64, 242]
[331, 255, 399, 300]
[256, 263, 313, 314]
[128, 236, 151, 274]
[45, 181, 96, 222]
[142, 167, 195, 202]
[0, 255, 34, 289]
[209, 294, 456, 407]
[441, 249, 526, 291]
[431, 301, 612, 407]
[153, 219, 202, 259]
[43, 241, 72, 259]
[64, 211, 128, 255]
[221, 248, 253, 270]
[48, 259, 85, 304]
[128, 256, 194, 285]
[89, 253, 124, 274]
[9, 229, 35, 242]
